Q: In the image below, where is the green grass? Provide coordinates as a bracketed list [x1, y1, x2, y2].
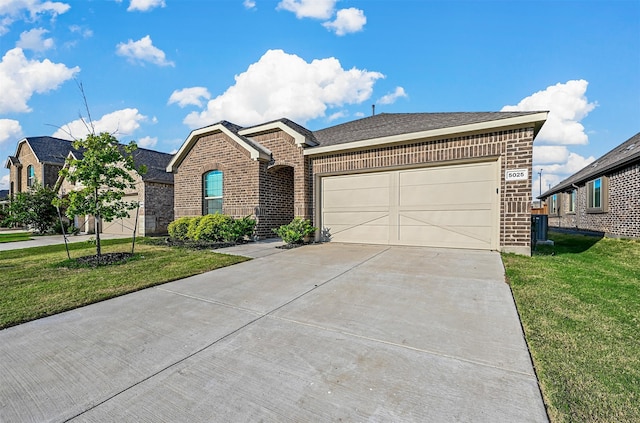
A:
[503, 233, 640, 423]
[0, 232, 32, 243]
[0, 238, 249, 329]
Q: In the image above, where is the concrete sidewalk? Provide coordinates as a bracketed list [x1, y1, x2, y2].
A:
[0, 242, 548, 422]
[0, 232, 132, 252]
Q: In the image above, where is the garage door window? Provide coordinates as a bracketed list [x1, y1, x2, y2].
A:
[203, 170, 223, 214]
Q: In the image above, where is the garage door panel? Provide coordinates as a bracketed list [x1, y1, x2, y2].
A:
[323, 173, 390, 191]
[400, 181, 495, 206]
[323, 187, 390, 209]
[399, 164, 494, 185]
[400, 209, 494, 227]
[323, 212, 389, 226]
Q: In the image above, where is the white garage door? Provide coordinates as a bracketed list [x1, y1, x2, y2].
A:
[101, 195, 141, 236]
[320, 161, 499, 250]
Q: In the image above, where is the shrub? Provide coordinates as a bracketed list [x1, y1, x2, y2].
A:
[273, 217, 317, 244]
[186, 216, 203, 240]
[225, 215, 256, 242]
[168, 216, 193, 240]
[194, 213, 232, 242]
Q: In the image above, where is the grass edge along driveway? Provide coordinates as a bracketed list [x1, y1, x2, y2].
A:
[0, 238, 249, 330]
[503, 233, 639, 423]
[0, 232, 32, 243]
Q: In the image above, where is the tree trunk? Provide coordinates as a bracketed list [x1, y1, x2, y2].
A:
[94, 188, 101, 257]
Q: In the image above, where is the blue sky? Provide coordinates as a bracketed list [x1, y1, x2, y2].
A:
[1, 0, 639, 195]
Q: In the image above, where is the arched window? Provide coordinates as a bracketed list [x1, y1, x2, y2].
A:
[27, 165, 35, 188]
[203, 170, 223, 214]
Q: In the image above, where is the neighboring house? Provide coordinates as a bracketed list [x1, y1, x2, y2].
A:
[5, 136, 174, 236]
[5, 137, 81, 195]
[540, 132, 640, 239]
[168, 111, 548, 255]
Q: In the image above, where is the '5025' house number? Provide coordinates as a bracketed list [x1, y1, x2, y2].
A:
[505, 169, 528, 181]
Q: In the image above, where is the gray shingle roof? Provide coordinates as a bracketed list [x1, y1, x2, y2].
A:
[17, 136, 173, 184]
[311, 112, 545, 146]
[130, 147, 174, 184]
[541, 132, 640, 198]
[26, 136, 80, 165]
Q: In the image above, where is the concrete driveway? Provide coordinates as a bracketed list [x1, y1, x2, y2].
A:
[0, 243, 548, 422]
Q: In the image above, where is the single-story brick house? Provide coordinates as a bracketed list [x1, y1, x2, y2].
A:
[5, 136, 174, 236]
[168, 111, 547, 255]
[540, 132, 640, 239]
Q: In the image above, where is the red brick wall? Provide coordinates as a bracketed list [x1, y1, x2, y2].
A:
[173, 132, 260, 219]
[251, 130, 311, 237]
[310, 128, 535, 253]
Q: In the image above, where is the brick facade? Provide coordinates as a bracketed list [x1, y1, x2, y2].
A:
[310, 128, 534, 254]
[548, 163, 640, 239]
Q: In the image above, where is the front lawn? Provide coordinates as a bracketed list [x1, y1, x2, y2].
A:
[0, 232, 31, 243]
[0, 238, 249, 329]
[503, 233, 640, 423]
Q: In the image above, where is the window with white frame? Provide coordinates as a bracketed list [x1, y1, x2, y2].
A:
[203, 170, 223, 215]
[26, 165, 35, 188]
[568, 190, 576, 213]
[587, 177, 607, 213]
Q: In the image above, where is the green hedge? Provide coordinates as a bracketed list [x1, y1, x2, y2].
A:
[167, 215, 256, 243]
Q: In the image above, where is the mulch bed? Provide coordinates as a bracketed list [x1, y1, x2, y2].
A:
[74, 252, 134, 267]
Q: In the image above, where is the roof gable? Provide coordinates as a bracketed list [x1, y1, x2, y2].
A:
[166, 121, 272, 172]
[22, 136, 79, 165]
[239, 118, 318, 147]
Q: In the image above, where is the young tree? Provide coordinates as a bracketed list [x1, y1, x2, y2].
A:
[55, 132, 146, 257]
[2, 182, 57, 233]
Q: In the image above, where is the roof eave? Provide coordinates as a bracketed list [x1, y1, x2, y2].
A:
[166, 124, 271, 172]
[304, 112, 549, 156]
[540, 152, 640, 199]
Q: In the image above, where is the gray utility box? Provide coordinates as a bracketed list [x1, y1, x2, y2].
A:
[531, 215, 549, 242]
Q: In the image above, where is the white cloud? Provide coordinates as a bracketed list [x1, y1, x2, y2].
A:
[327, 110, 347, 122]
[0, 119, 23, 144]
[533, 146, 569, 165]
[53, 108, 148, 140]
[277, 0, 336, 19]
[243, 0, 256, 10]
[0, 47, 80, 114]
[183, 49, 384, 128]
[69, 24, 93, 38]
[533, 152, 596, 196]
[116, 35, 174, 67]
[168, 87, 211, 108]
[502, 79, 596, 145]
[377, 86, 407, 105]
[0, 0, 70, 35]
[323, 7, 366, 36]
[0, 174, 10, 190]
[127, 0, 165, 12]
[537, 152, 595, 176]
[16, 27, 54, 52]
[137, 135, 157, 148]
